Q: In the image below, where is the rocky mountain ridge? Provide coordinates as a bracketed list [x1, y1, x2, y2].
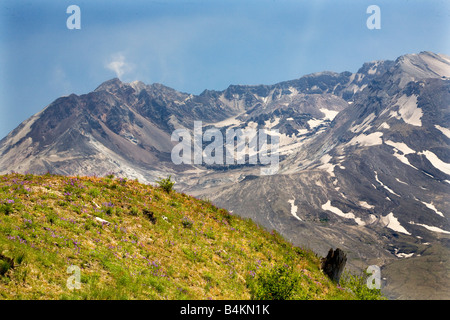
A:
[1, 51, 449, 299]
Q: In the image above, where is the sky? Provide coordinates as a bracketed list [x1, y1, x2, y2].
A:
[0, 0, 449, 139]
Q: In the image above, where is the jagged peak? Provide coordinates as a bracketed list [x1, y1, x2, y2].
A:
[128, 80, 147, 94]
[304, 71, 341, 78]
[392, 51, 450, 87]
[94, 78, 124, 92]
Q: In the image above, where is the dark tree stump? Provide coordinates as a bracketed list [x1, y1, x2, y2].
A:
[320, 248, 347, 283]
[142, 209, 157, 224]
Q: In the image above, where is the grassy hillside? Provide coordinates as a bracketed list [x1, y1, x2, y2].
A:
[0, 173, 381, 300]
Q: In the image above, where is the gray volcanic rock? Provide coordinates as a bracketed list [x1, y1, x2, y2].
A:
[179, 52, 450, 299]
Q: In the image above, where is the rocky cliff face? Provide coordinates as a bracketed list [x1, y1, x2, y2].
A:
[1, 51, 449, 299]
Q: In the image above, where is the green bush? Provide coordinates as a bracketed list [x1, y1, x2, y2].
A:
[156, 176, 175, 193]
[46, 213, 58, 225]
[219, 209, 233, 224]
[249, 263, 300, 300]
[0, 260, 12, 276]
[340, 271, 385, 300]
[88, 188, 100, 198]
[129, 206, 139, 216]
[0, 203, 13, 215]
[181, 216, 193, 228]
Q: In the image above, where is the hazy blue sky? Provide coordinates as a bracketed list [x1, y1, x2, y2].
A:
[0, 0, 449, 139]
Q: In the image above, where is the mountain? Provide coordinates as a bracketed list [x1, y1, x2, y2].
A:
[0, 57, 391, 180]
[1, 51, 449, 299]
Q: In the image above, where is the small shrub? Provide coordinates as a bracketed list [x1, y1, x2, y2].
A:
[250, 242, 263, 252]
[148, 277, 165, 294]
[0, 255, 14, 276]
[0, 203, 13, 215]
[84, 219, 95, 230]
[204, 229, 215, 240]
[182, 248, 203, 263]
[24, 173, 34, 180]
[129, 206, 139, 216]
[117, 177, 127, 185]
[0, 260, 12, 276]
[219, 209, 233, 224]
[181, 216, 193, 228]
[88, 188, 100, 198]
[202, 271, 214, 283]
[106, 173, 115, 179]
[46, 213, 58, 225]
[340, 271, 386, 300]
[248, 263, 300, 300]
[170, 200, 180, 208]
[129, 233, 139, 243]
[156, 176, 175, 193]
[104, 206, 114, 216]
[64, 183, 83, 197]
[57, 200, 68, 207]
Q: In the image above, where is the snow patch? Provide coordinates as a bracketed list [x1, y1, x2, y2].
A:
[395, 178, 408, 185]
[393, 153, 417, 169]
[212, 115, 243, 128]
[321, 200, 365, 226]
[384, 140, 418, 170]
[394, 249, 414, 259]
[374, 171, 401, 197]
[288, 198, 302, 221]
[368, 214, 377, 224]
[246, 121, 258, 129]
[435, 125, 450, 138]
[368, 67, 377, 75]
[319, 109, 339, 121]
[288, 87, 299, 96]
[359, 201, 375, 209]
[384, 140, 415, 154]
[264, 117, 280, 129]
[307, 118, 324, 129]
[418, 150, 450, 175]
[317, 154, 336, 177]
[350, 113, 376, 133]
[348, 132, 383, 147]
[381, 212, 411, 235]
[262, 129, 305, 155]
[420, 201, 444, 217]
[95, 217, 110, 225]
[396, 94, 422, 127]
[409, 221, 450, 234]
